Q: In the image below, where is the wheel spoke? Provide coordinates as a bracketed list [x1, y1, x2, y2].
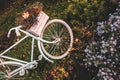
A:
[53, 23, 59, 37]
[48, 44, 56, 54]
[47, 26, 54, 36]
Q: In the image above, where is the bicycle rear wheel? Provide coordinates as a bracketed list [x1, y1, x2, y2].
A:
[0, 61, 26, 79]
[39, 19, 73, 59]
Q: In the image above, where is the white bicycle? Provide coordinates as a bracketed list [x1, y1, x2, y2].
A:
[0, 11, 73, 79]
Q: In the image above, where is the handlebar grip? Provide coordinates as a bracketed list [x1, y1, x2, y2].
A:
[7, 30, 12, 38]
[7, 26, 22, 38]
[15, 29, 21, 37]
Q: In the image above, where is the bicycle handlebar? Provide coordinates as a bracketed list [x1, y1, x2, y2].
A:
[7, 25, 22, 38]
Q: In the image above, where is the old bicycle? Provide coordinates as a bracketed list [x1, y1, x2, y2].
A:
[0, 11, 73, 79]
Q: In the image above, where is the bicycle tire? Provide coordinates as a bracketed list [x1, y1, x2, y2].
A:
[39, 19, 73, 59]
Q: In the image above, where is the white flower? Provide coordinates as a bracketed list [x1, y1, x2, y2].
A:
[92, 41, 97, 45]
[84, 48, 89, 53]
[110, 47, 114, 52]
[101, 49, 106, 54]
[112, 40, 117, 45]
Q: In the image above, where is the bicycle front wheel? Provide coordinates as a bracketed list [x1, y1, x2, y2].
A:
[40, 19, 73, 59]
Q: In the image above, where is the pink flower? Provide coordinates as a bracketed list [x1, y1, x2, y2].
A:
[50, 71, 55, 75]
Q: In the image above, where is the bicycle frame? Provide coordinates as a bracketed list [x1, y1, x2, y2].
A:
[0, 26, 57, 78]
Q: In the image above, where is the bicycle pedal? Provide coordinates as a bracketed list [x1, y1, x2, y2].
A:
[38, 55, 43, 60]
[19, 69, 25, 76]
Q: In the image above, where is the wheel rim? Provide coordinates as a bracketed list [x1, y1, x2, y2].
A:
[40, 20, 73, 59]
